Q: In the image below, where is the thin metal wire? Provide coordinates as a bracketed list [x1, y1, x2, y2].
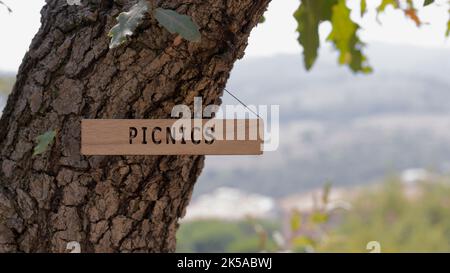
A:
[223, 88, 261, 119]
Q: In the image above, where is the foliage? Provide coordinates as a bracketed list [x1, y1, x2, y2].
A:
[109, 0, 200, 49]
[328, 0, 371, 73]
[176, 219, 279, 253]
[319, 178, 450, 252]
[177, 184, 338, 253]
[294, 0, 371, 73]
[109, 0, 149, 48]
[33, 130, 57, 156]
[179, 178, 450, 253]
[3, 0, 449, 73]
[294, 0, 338, 70]
[294, 0, 449, 73]
[271, 183, 337, 252]
[153, 8, 201, 42]
[360, 0, 367, 17]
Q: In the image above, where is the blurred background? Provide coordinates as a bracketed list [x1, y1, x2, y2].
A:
[1, 0, 450, 252]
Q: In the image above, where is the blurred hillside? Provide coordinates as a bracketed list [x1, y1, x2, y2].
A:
[319, 178, 450, 252]
[196, 43, 450, 198]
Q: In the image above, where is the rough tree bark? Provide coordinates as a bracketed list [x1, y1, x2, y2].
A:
[0, 0, 269, 252]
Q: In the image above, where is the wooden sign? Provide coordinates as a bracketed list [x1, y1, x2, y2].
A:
[81, 119, 264, 155]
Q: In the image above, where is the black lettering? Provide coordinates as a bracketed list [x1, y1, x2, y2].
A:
[180, 126, 187, 144]
[129, 127, 138, 144]
[166, 127, 177, 144]
[152, 127, 162, 144]
[142, 127, 148, 144]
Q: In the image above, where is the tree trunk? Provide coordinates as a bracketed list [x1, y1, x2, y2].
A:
[0, 0, 269, 252]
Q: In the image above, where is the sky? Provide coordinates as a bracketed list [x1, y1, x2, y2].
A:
[0, 0, 449, 72]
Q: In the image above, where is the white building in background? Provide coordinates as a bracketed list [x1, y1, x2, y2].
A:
[183, 187, 277, 221]
[278, 188, 353, 213]
[400, 168, 432, 200]
[400, 168, 430, 185]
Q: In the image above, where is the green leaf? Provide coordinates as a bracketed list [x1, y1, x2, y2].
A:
[376, 0, 398, 13]
[33, 130, 57, 156]
[423, 0, 434, 6]
[294, 1, 319, 70]
[153, 8, 201, 42]
[294, 0, 371, 73]
[293, 0, 337, 70]
[360, 0, 367, 17]
[259, 15, 266, 24]
[108, 0, 149, 49]
[328, 0, 372, 73]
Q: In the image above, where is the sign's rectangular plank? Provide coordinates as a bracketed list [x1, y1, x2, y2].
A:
[81, 119, 264, 155]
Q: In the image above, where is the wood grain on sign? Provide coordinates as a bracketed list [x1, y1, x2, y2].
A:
[81, 119, 264, 155]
